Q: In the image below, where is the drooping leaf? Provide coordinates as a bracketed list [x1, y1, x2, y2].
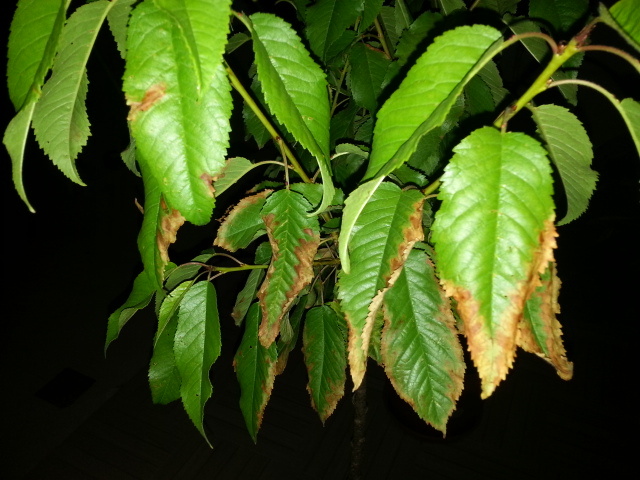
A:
[619, 98, 640, 157]
[232, 242, 272, 326]
[212, 157, 255, 197]
[530, 104, 597, 225]
[155, 280, 194, 347]
[32, 0, 116, 185]
[338, 183, 425, 389]
[305, 0, 360, 61]
[599, 0, 640, 53]
[529, 0, 589, 36]
[124, 0, 232, 225]
[257, 190, 320, 346]
[249, 13, 334, 215]
[149, 313, 181, 405]
[226, 32, 251, 54]
[138, 165, 185, 291]
[105, 271, 155, 353]
[348, 43, 392, 113]
[4, 103, 37, 212]
[174, 281, 221, 446]
[7, 0, 71, 110]
[107, 0, 137, 59]
[365, 25, 503, 180]
[214, 190, 272, 252]
[431, 127, 556, 398]
[382, 248, 464, 434]
[275, 297, 307, 375]
[234, 303, 278, 442]
[303, 304, 347, 423]
[518, 261, 573, 380]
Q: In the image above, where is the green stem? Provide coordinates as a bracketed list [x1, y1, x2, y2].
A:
[494, 40, 581, 129]
[331, 59, 350, 117]
[374, 17, 392, 60]
[580, 45, 640, 76]
[224, 62, 312, 184]
[213, 264, 268, 274]
[422, 176, 441, 196]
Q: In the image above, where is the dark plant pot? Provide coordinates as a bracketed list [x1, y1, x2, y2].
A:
[384, 342, 483, 442]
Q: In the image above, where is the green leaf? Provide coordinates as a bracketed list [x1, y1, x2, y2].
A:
[464, 74, 496, 116]
[359, 0, 385, 32]
[3, 103, 37, 212]
[107, 0, 137, 59]
[138, 165, 185, 291]
[234, 303, 278, 442]
[394, 0, 413, 36]
[474, 0, 520, 15]
[599, 0, 640, 53]
[165, 252, 215, 292]
[438, 0, 466, 15]
[477, 59, 508, 107]
[379, 6, 400, 49]
[382, 248, 464, 434]
[338, 183, 425, 389]
[214, 190, 272, 252]
[519, 262, 573, 380]
[7, 0, 71, 110]
[156, 280, 194, 347]
[149, 313, 181, 405]
[305, 0, 360, 61]
[620, 98, 640, 157]
[530, 104, 597, 225]
[348, 43, 391, 113]
[231, 243, 272, 326]
[365, 24, 503, 180]
[330, 101, 358, 148]
[529, 0, 589, 35]
[257, 190, 320, 346]
[32, 0, 115, 185]
[212, 157, 255, 196]
[226, 32, 251, 54]
[249, 13, 334, 215]
[431, 127, 556, 398]
[174, 281, 221, 446]
[395, 11, 442, 67]
[105, 271, 155, 353]
[275, 298, 306, 375]
[124, 0, 232, 225]
[303, 305, 347, 423]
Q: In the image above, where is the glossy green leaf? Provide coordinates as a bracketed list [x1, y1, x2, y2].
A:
[257, 190, 320, 346]
[138, 165, 185, 292]
[3, 103, 37, 212]
[32, 0, 115, 185]
[156, 280, 194, 347]
[530, 104, 597, 225]
[477, 59, 508, 107]
[250, 13, 334, 215]
[338, 182, 425, 389]
[105, 271, 155, 353]
[234, 303, 278, 442]
[348, 43, 392, 113]
[124, 0, 232, 225]
[214, 190, 272, 252]
[619, 98, 640, 157]
[303, 305, 347, 423]
[365, 25, 503, 180]
[599, 1, 640, 53]
[149, 313, 181, 405]
[519, 262, 573, 380]
[174, 281, 221, 446]
[382, 248, 464, 434]
[107, 0, 137, 59]
[7, 0, 70, 110]
[213, 157, 255, 197]
[164, 252, 215, 292]
[529, 0, 589, 35]
[464, 75, 496, 116]
[232, 243, 272, 326]
[431, 127, 556, 398]
[305, 0, 360, 61]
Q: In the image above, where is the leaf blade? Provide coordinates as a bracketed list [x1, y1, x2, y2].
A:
[214, 190, 272, 252]
[431, 127, 556, 398]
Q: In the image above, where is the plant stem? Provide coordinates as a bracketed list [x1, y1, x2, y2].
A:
[374, 17, 392, 60]
[349, 375, 367, 480]
[580, 45, 640, 76]
[212, 264, 268, 274]
[422, 176, 441, 196]
[224, 62, 312, 184]
[493, 40, 581, 129]
[331, 59, 350, 117]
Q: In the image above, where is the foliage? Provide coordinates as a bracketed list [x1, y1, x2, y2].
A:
[5, 0, 639, 443]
